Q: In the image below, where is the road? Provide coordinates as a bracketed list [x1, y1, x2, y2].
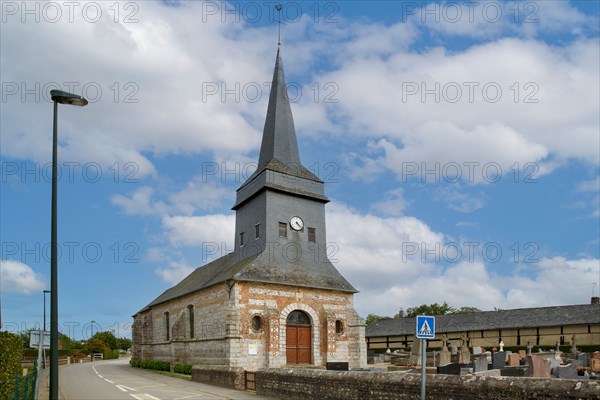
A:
[58, 358, 275, 400]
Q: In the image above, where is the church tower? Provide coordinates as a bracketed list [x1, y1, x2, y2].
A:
[231, 47, 355, 293]
[132, 48, 366, 376]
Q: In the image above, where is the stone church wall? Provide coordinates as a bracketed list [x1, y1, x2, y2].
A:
[132, 283, 236, 366]
[132, 280, 367, 370]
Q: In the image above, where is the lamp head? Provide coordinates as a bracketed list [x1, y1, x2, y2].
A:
[50, 90, 88, 106]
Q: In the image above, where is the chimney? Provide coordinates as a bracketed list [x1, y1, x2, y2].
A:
[591, 297, 599, 305]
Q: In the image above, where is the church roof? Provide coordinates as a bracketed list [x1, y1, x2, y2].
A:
[141, 250, 356, 311]
[365, 304, 600, 337]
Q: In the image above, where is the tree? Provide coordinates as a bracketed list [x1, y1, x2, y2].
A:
[405, 302, 455, 317]
[454, 306, 481, 314]
[89, 331, 118, 350]
[117, 337, 132, 351]
[86, 338, 110, 353]
[365, 314, 390, 326]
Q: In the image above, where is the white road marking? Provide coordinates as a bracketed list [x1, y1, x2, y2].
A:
[98, 375, 104, 379]
[130, 394, 161, 400]
[116, 384, 138, 392]
[104, 379, 114, 384]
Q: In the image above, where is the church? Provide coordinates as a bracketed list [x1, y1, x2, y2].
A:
[131, 47, 367, 372]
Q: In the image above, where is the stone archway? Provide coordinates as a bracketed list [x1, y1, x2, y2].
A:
[280, 303, 321, 366]
[286, 310, 311, 364]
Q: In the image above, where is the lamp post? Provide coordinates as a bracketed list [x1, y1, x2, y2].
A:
[43, 290, 50, 369]
[49, 90, 88, 400]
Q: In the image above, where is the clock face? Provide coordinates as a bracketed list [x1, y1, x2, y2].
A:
[289, 216, 304, 231]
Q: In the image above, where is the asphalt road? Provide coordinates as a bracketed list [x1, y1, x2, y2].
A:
[58, 358, 275, 400]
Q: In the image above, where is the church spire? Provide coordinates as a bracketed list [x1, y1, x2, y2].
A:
[257, 48, 301, 169]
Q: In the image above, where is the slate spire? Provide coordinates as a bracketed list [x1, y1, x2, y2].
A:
[257, 47, 301, 169]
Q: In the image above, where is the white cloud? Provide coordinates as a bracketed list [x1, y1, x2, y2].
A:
[168, 179, 231, 215]
[111, 187, 167, 216]
[162, 214, 235, 248]
[432, 187, 486, 213]
[155, 260, 195, 286]
[0, 260, 45, 294]
[577, 176, 600, 193]
[371, 189, 410, 216]
[319, 38, 599, 178]
[326, 203, 600, 317]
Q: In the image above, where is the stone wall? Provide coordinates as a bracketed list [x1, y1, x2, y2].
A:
[191, 366, 245, 391]
[255, 369, 600, 400]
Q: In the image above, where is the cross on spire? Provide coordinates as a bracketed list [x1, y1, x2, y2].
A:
[276, 4, 283, 46]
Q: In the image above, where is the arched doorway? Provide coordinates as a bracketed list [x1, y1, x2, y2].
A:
[286, 310, 312, 364]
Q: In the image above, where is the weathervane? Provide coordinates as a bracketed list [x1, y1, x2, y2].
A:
[275, 3, 283, 46]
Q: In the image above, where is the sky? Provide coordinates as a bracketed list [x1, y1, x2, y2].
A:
[1, 0, 599, 340]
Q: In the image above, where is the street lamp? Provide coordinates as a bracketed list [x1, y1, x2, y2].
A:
[43, 290, 50, 369]
[49, 90, 88, 400]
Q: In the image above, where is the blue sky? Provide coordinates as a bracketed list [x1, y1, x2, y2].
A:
[1, 1, 599, 340]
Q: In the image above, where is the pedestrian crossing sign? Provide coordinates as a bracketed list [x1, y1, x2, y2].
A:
[416, 315, 435, 339]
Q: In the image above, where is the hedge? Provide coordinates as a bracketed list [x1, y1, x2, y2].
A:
[0, 331, 24, 400]
[130, 359, 170, 372]
[102, 348, 120, 360]
[174, 364, 192, 375]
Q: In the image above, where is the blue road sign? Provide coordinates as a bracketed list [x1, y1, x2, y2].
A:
[416, 315, 435, 339]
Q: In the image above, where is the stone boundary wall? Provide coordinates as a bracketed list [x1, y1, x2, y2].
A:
[191, 366, 245, 391]
[254, 369, 600, 400]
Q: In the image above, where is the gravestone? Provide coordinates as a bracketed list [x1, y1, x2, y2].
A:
[501, 366, 528, 377]
[591, 352, 600, 372]
[458, 339, 471, 364]
[437, 362, 461, 375]
[527, 355, 551, 378]
[484, 351, 492, 364]
[548, 358, 560, 375]
[450, 342, 458, 355]
[409, 339, 421, 366]
[570, 335, 578, 355]
[492, 351, 506, 370]
[326, 362, 349, 371]
[526, 341, 533, 356]
[553, 363, 578, 379]
[507, 353, 520, 366]
[439, 346, 451, 366]
[518, 350, 527, 358]
[473, 355, 488, 373]
[472, 346, 482, 355]
[577, 353, 589, 367]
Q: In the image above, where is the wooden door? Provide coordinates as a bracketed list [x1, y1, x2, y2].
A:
[286, 325, 311, 364]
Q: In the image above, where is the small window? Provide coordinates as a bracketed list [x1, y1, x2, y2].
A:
[188, 305, 194, 339]
[240, 232, 245, 246]
[255, 224, 260, 239]
[251, 315, 263, 332]
[287, 310, 311, 325]
[308, 227, 316, 242]
[278, 222, 287, 237]
[335, 320, 344, 334]
[164, 311, 170, 341]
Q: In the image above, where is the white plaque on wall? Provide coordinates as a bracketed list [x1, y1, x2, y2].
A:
[248, 341, 258, 355]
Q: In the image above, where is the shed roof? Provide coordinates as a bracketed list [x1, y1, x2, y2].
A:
[366, 304, 600, 337]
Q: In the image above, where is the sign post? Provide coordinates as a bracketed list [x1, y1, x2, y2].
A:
[30, 330, 50, 400]
[416, 316, 435, 400]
